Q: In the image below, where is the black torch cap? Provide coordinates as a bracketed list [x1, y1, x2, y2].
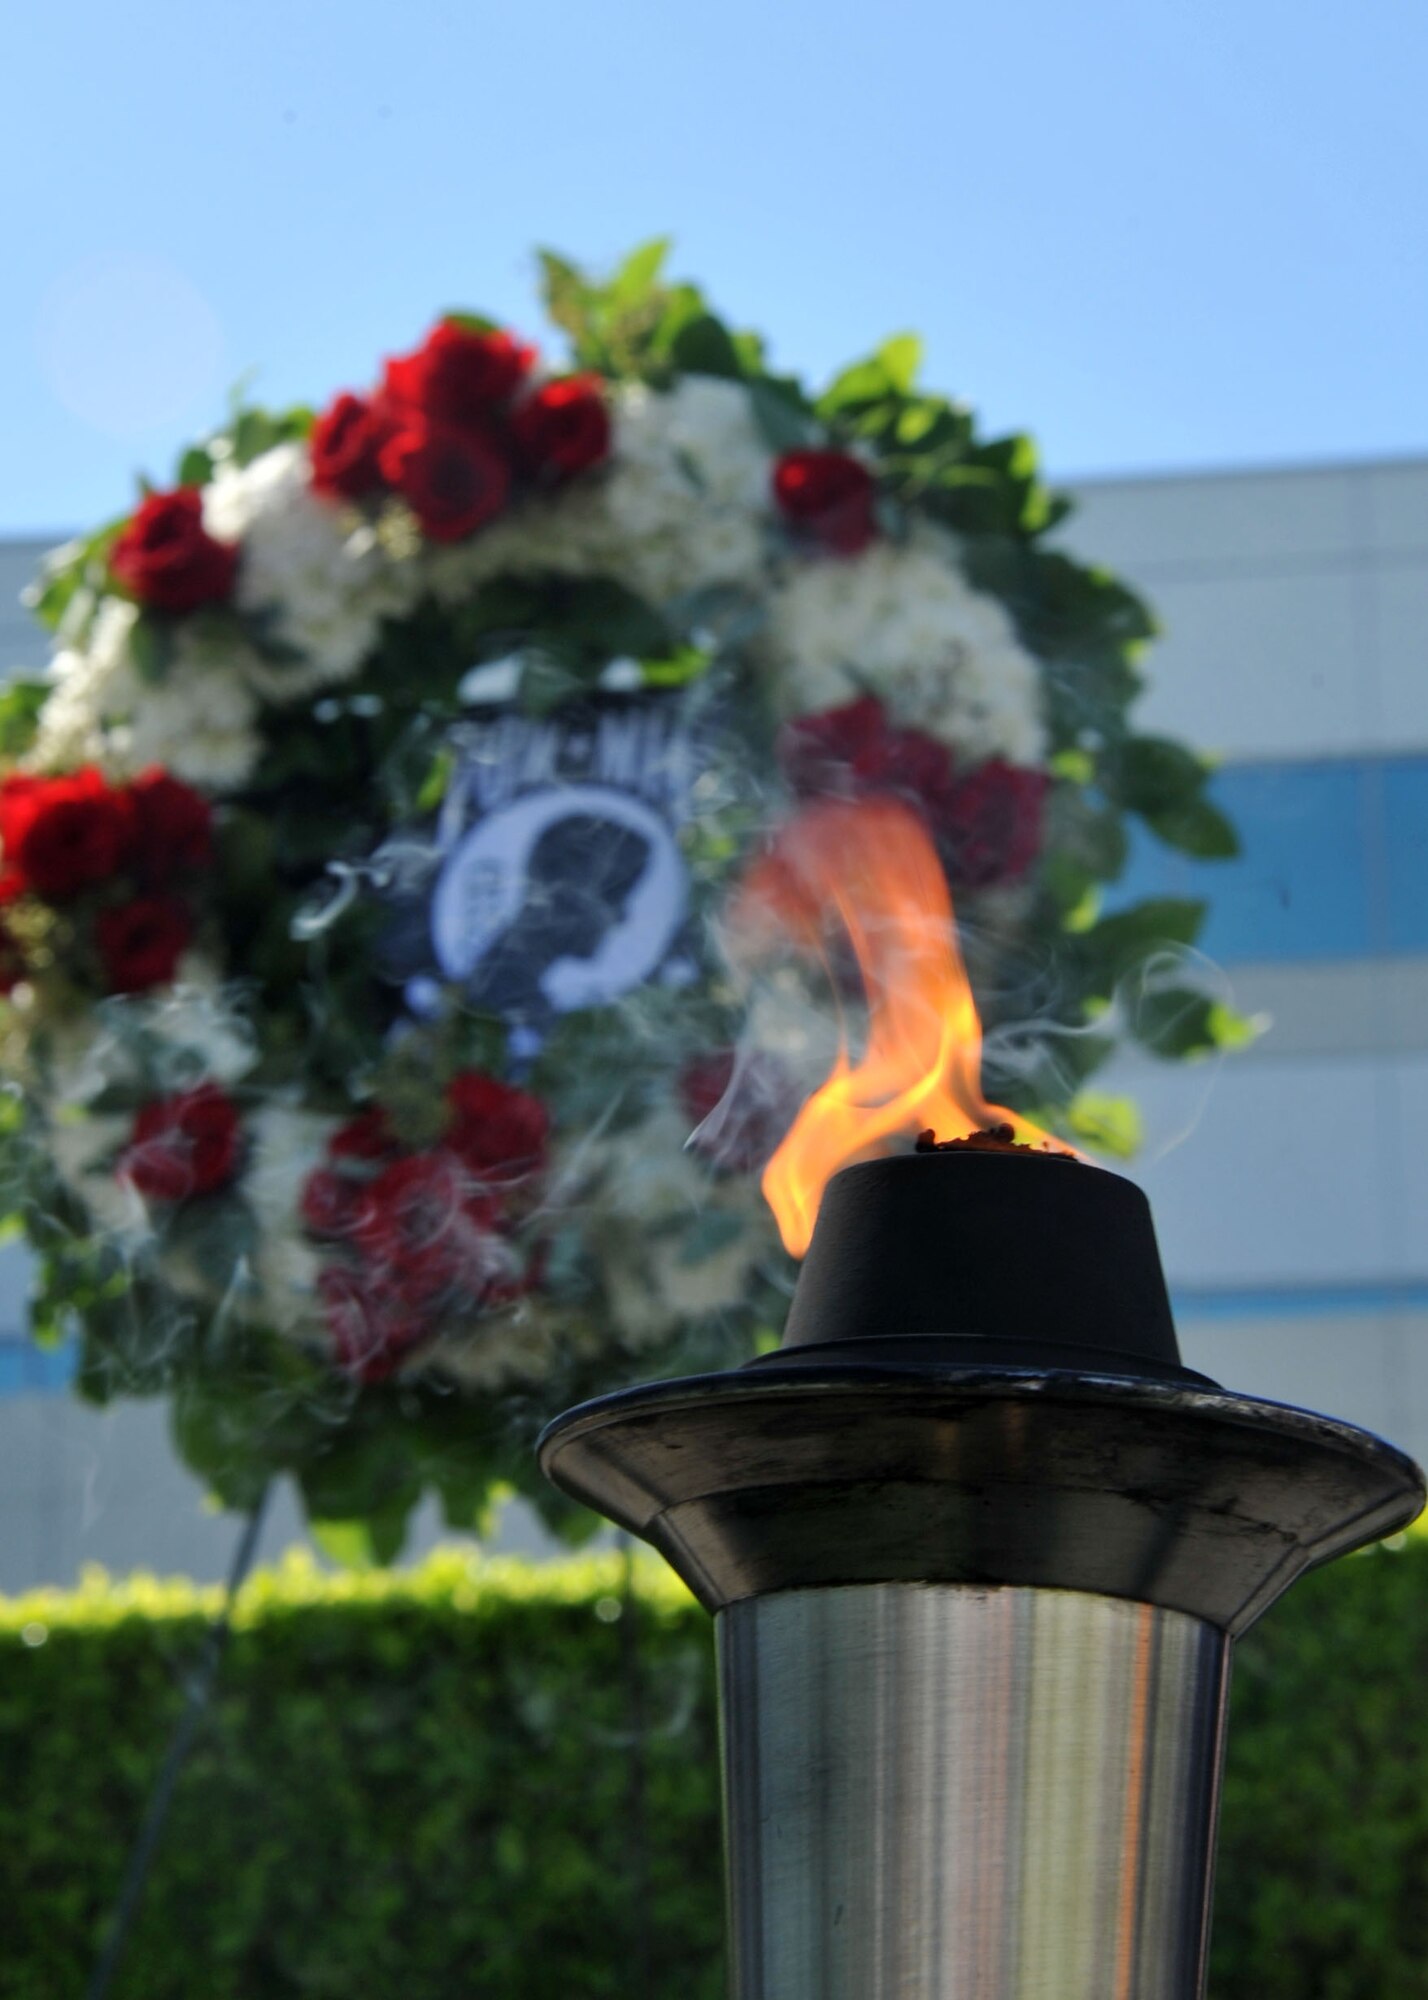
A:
[760, 1149, 1211, 1386]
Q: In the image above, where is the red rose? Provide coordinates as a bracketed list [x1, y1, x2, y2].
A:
[319, 1265, 426, 1383]
[852, 724, 957, 819]
[510, 376, 611, 482]
[118, 1083, 242, 1203]
[379, 419, 511, 543]
[777, 696, 886, 799]
[680, 1049, 798, 1175]
[772, 450, 878, 556]
[0, 767, 132, 901]
[309, 392, 394, 501]
[444, 1071, 549, 1183]
[382, 322, 535, 428]
[109, 488, 239, 614]
[328, 1107, 400, 1162]
[778, 697, 955, 820]
[352, 1151, 508, 1309]
[940, 762, 1052, 889]
[95, 896, 191, 993]
[127, 769, 212, 885]
[300, 1167, 362, 1240]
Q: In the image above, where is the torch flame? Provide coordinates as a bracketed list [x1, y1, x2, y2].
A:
[735, 796, 1063, 1257]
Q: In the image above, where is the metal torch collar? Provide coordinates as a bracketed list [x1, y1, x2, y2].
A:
[538, 1366, 1425, 1634]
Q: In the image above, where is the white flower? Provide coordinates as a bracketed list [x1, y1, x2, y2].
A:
[30, 599, 262, 792]
[764, 526, 1047, 767]
[46, 1111, 144, 1242]
[434, 1293, 571, 1392]
[204, 444, 419, 698]
[579, 1108, 769, 1347]
[44, 966, 255, 1111]
[425, 376, 774, 611]
[125, 665, 262, 791]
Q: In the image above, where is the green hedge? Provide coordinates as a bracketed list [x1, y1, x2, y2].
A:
[1, 1532, 1425, 1999]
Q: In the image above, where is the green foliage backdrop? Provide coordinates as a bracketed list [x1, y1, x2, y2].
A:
[1, 1535, 1424, 1999]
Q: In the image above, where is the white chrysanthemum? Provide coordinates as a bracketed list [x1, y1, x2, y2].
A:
[44, 965, 254, 1111]
[30, 599, 262, 792]
[47, 1112, 144, 1241]
[243, 1104, 335, 1335]
[125, 662, 263, 790]
[204, 444, 419, 697]
[433, 1292, 574, 1392]
[425, 376, 774, 611]
[764, 527, 1047, 767]
[580, 1108, 768, 1347]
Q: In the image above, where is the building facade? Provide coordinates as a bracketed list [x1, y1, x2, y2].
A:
[2, 456, 1426, 1588]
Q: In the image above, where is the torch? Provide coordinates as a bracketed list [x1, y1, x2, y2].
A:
[539, 803, 1425, 2000]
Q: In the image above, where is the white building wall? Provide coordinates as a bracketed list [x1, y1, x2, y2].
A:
[1058, 457, 1428, 1455]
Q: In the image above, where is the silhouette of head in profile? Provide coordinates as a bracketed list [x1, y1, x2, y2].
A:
[464, 812, 652, 1020]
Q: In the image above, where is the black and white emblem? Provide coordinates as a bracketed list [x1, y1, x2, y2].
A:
[378, 686, 703, 1043]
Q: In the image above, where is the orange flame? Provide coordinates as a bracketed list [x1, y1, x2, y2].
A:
[733, 796, 1063, 1256]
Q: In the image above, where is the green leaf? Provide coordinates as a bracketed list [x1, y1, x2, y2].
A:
[127, 613, 178, 684]
[668, 313, 744, 380]
[537, 248, 590, 338]
[0, 681, 49, 758]
[309, 1517, 382, 1567]
[1046, 786, 1129, 886]
[1101, 734, 1211, 814]
[25, 519, 126, 634]
[610, 237, 671, 304]
[1075, 897, 1206, 992]
[1129, 985, 1230, 1060]
[228, 404, 315, 468]
[175, 444, 215, 487]
[1203, 999, 1263, 1051]
[876, 333, 923, 393]
[440, 310, 500, 335]
[1063, 1091, 1143, 1158]
[746, 378, 815, 452]
[818, 354, 898, 416]
[416, 747, 456, 812]
[1049, 747, 1096, 786]
[641, 645, 711, 688]
[1143, 795, 1241, 859]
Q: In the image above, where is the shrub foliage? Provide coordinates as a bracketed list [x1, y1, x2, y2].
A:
[1, 1534, 1425, 1998]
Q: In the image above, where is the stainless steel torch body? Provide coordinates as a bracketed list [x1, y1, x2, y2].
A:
[718, 1584, 1230, 2000]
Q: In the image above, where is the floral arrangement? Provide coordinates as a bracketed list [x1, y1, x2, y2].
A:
[1, 244, 1242, 1553]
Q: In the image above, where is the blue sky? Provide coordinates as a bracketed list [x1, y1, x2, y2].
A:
[4, 0, 1426, 534]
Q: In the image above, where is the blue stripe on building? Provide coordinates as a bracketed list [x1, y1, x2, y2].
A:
[1112, 754, 1428, 963]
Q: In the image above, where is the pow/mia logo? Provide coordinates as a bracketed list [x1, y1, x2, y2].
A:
[377, 691, 702, 1046]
